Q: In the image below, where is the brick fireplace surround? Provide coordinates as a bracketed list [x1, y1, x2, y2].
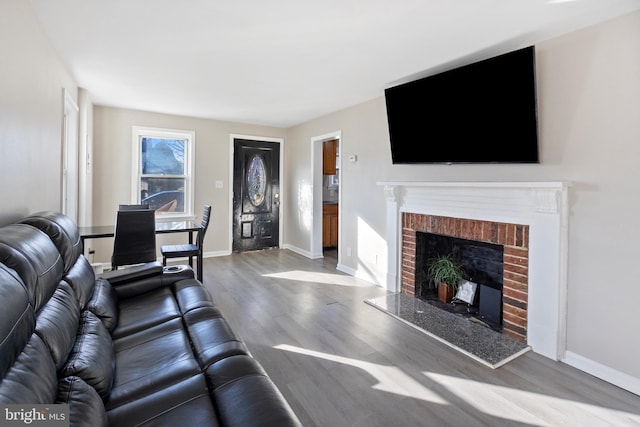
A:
[401, 213, 529, 342]
[378, 181, 569, 361]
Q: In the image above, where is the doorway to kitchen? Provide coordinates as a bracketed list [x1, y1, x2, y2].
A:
[311, 131, 341, 261]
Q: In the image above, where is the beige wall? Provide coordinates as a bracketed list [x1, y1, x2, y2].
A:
[0, 0, 78, 224]
[91, 106, 285, 262]
[285, 11, 640, 386]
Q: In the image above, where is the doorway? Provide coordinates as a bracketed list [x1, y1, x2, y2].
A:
[231, 137, 282, 252]
[311, 131, 341, 260]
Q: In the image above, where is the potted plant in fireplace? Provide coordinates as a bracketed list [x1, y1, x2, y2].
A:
[427, 254, 466, 303]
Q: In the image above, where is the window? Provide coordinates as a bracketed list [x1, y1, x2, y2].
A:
[132, 126, 194, 218]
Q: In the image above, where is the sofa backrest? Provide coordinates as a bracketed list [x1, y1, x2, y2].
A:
[0, 263, 35, 379]
[0, 213, 111, 414]
[0, 262, 60, 404]
[0, 224, 64, 311]
[19, 211, 83, 273]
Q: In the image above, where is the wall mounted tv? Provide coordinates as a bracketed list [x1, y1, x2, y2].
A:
[385, 46, 539, 164]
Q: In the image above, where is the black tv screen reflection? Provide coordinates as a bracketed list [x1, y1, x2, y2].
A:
[385, 46, 539, 164]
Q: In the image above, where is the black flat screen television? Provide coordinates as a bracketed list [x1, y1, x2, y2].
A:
[385, 46, 539, 164]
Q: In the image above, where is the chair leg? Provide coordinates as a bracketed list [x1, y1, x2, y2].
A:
[197, 252, 203, 282]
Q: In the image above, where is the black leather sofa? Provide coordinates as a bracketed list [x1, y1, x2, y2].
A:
[0, 211, 301, 427]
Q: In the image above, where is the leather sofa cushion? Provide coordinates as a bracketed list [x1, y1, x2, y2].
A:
[173, 279, 215, 314]
[206, 355, 302, 427]
[35, 281, 80, 369]
[86, 278, 118, 332]
[0, 224, 64, 311]
[57, 376, 108, 427]
[111, 287, 180, 339]
[63, 256, 96, 310]
[106, 374, 219, 427]
[0, 335, 58, 404]
[108, 318, 200, 409]
[0, 264, 34, 378]
[19, 211, 82, 274]
[62, 311, 115, 400]
[183, 307, 248, 369]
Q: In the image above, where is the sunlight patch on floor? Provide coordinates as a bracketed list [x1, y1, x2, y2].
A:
[275, 344, 447, 404]
[425, 372, 640, 426]
[263, 270, 372, 287]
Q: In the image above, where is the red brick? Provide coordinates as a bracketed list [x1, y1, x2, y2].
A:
[504, 253, 528, 267]
[504, 245, 528, 258]
[428, 216, 436, 232]
[460, 220, 471, 239]
[474, 221, 484, 241]
[515, 225, 525, 247]
[503, 287, 528, 302]
[489, 223, 499, 244]
[498, 223, 508, 244]
[504, 271, 528, 285]
[504, 263, 528, 276]
[504, 278, 528, 293]
[503, 328, 527, 342]
[503, 296, 527, 310]
[507, 224, 516, 246]
[503, 315, 527, 328]
[503, 304, 527, 320]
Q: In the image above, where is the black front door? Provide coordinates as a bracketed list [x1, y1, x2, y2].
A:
[232, 138, 280, 252]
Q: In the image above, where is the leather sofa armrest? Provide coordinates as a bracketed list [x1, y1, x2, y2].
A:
[100, 262, 195, 299]
[99, 262, 164, 285]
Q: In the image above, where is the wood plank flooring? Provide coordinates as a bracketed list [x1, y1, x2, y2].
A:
[198, 249, 640, 427]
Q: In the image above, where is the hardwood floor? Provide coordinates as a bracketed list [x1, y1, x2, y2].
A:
[199, 249, 640, 426]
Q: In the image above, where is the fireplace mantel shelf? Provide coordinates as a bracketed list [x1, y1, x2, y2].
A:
[377, 181, 570, 188]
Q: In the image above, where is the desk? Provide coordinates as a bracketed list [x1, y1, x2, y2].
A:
[79, 220, 203, 248]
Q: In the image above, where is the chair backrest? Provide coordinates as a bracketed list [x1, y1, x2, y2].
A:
[197, 205, 212, 247]
[112, 209, 156, 269]
[118, 204, 150, 211]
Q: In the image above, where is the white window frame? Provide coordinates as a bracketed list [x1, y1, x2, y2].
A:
[131, 126, 195, 220]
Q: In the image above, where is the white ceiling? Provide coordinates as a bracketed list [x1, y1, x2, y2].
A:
[30, 0, 640, 128]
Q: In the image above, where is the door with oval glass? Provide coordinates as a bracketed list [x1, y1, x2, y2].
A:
[232, 138, 280, 252]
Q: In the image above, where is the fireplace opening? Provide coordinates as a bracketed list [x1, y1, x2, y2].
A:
[415, 231, 505, 330]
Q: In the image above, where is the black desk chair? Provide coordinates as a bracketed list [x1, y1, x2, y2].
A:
[118, 203, 150, 211]
[161, 205, 211, 282]
[111, 209, 157, 270]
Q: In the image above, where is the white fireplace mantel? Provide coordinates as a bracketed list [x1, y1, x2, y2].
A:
[377, 181, 570, 361]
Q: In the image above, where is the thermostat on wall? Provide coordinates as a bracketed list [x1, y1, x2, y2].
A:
[348, 155, 357, 163]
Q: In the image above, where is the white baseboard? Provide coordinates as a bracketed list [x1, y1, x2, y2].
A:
[281, 244, 323, 259]
[281, 245, 383, 286]
[337, 263, 381, 286]
[202, 250, 232, 258]
[563, 351, 640, 396]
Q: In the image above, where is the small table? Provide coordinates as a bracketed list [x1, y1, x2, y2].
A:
[79, 220, 202, 247]
[79, 220, 203, 268]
